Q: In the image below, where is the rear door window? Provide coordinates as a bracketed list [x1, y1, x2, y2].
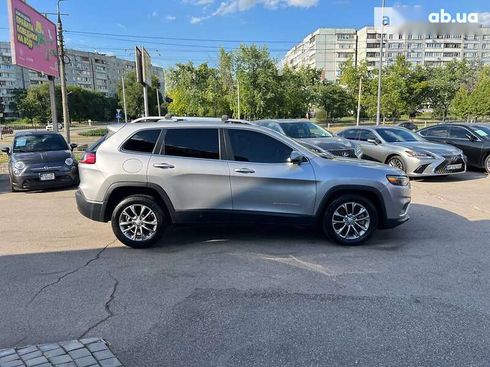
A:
[340, 129, 360, 141]
[420, 126, 449, 138]
[163, 128, 219, 160]
[449, 126, 470, 139]
[122, 129, 162, 154]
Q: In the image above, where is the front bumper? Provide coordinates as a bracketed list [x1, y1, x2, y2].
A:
[11, 169, 79, 190]
[76, 190, 106, 222]
[406, 154, 467, 177]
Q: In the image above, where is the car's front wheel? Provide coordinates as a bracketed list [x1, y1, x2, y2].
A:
[484, 154, 490, 174]
[322, 194, 378, 246]
[111, 195, 166, 249]
[387, 155, 406, 172]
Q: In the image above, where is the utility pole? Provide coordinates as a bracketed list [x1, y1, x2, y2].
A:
[156, 87, 161, 117]
[237, 79, 240, 119]
[122, 75, 128, 123]
[143, 86, 149, 117]
[356, 77, 363, 126]
[376, 0, 386, 126]
[48, 76, 59, 132]
[57, 0, 70, 142]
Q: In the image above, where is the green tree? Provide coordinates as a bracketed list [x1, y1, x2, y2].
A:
[315, 81, 354, 120]
[117, 72, 162, 119]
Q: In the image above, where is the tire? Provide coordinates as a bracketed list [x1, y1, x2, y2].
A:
[484, 154, 490, 174]
[111, 195, 166, 249]
[322, 194, 378, 246]
[386, 155, 406, 172]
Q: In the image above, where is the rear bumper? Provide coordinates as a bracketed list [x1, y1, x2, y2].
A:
[76, 190, 106, 222]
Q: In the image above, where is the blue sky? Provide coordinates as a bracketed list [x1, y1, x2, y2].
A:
[1, 0, 489, 68]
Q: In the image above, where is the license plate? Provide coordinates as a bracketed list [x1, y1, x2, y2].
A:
[40, 173, 55, 181]
[447, 163, 463, 170]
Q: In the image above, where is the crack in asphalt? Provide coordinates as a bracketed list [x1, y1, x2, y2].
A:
[26, 240, 116, 306]
[80, 271, 119, 339]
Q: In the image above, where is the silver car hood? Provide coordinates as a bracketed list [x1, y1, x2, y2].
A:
[391, 141, 461, 156]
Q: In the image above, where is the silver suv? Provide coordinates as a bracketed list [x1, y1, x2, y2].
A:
[76, 121, 411, 248]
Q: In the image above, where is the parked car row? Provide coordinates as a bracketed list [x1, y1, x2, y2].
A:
[1, 117, 488, 250]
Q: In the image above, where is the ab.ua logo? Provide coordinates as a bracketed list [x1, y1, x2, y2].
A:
[428, 9, 479, 24]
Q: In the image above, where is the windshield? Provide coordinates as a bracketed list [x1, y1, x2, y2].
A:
[279, 122, 333, 139]
[13, 134, 69, 153]
[376, 128, 421, 143]
[472, 126, 490, 139]
[298, 142, 333, 159]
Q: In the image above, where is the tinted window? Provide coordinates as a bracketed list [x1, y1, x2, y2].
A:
[473, 126, 490, 139]
[164, 128, 219, 160]
[359, 130, 378, 142]
[279, 122, 333, 138]
[420, 126, 448, 138]
[228, 130, 292, 163]
[376, 128, 420, 142]
[260, 122, 283, 134]
[340, 129, 359, 140]
[122, 129, 161, 153]
[449, 127, 470, 139]
[13, 134, 68, 153]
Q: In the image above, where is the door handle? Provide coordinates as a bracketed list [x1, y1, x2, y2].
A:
[153, 163, 175, 169]
[235, 168, 255, 174]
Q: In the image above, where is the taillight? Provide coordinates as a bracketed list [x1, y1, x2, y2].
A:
[80, 152, 96, 164]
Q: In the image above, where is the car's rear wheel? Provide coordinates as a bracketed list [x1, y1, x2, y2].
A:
[387, 155, 406, 172]
[323, 194, 378, 246]
[484, 154, 490, 174]
[111, 195, 166, 249]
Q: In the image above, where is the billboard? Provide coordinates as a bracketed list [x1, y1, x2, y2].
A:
[7, 0, 59, 77]
[142, 47, 152, 86]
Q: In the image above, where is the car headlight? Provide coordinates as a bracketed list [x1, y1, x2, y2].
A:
[65, 158, 74, 166]
[387, 175, 410, 186]
[405, 150, 433, 159]
[14, 161, 25, 170]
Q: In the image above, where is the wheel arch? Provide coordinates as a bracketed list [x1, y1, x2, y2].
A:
[316, 185, 387, 227]
[102, 182, 175, 223]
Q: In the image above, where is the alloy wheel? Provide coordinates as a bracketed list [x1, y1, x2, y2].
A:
[388, 157, 405, 171]
[119, 204, 158, 242]
[332, 202, 371, 240]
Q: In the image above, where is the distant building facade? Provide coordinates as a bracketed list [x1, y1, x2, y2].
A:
[0, 41, 164, 118]
[282, 26, 490, 81]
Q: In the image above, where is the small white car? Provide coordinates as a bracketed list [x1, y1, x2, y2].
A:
[46, 123, 64, 131]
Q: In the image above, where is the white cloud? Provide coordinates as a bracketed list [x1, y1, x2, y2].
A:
[116, 23, 127, 30]
[183, 0, 215, 5]
[190, 0, 318, 23]
[480, 12, 490, 26]
[166, 15, 177, 21]
[151, 10, 159, 17]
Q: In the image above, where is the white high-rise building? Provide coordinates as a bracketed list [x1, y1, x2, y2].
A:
[282, 26, 490, 81]
[282, 28, 357, 81]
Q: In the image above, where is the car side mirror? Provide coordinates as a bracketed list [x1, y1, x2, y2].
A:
[1, 147, 10, 155]
[289, 151, 307, 165]
[70, 143, 78, 151]
[367, 138, 379, 145]
[466, 134, 477, 142]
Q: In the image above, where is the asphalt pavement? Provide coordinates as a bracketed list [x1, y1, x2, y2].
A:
[0, 171, 489, 366]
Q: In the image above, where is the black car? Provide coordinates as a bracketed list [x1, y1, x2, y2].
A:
[255, 119, 361, 158]
[1, 131, 79, 192]
[398, 122, 418, 131]
[418, 123, 490, 173]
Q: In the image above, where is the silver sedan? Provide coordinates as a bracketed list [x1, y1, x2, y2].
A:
[337, 126, 467, 177]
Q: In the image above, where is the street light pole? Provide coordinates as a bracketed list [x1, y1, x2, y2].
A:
[121, 75, 128, 123]
[376, 0, 386, 126]
[57, 0, 71, 142]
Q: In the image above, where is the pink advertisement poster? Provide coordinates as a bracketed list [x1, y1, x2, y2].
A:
[7, 0, 59, 77]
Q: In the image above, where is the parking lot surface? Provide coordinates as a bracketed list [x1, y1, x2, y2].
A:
[0, 171, 489, 366]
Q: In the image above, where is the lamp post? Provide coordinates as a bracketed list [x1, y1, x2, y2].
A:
[57, 0, 71, 142]
[376, 0, 386, 126]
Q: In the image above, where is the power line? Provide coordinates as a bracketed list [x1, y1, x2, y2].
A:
[65, 29, 298, 44]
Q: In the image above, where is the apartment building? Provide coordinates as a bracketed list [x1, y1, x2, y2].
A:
[0, 41, 165, 117]
[282, 26, 490, 81]
[282, 28, 357, 81]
